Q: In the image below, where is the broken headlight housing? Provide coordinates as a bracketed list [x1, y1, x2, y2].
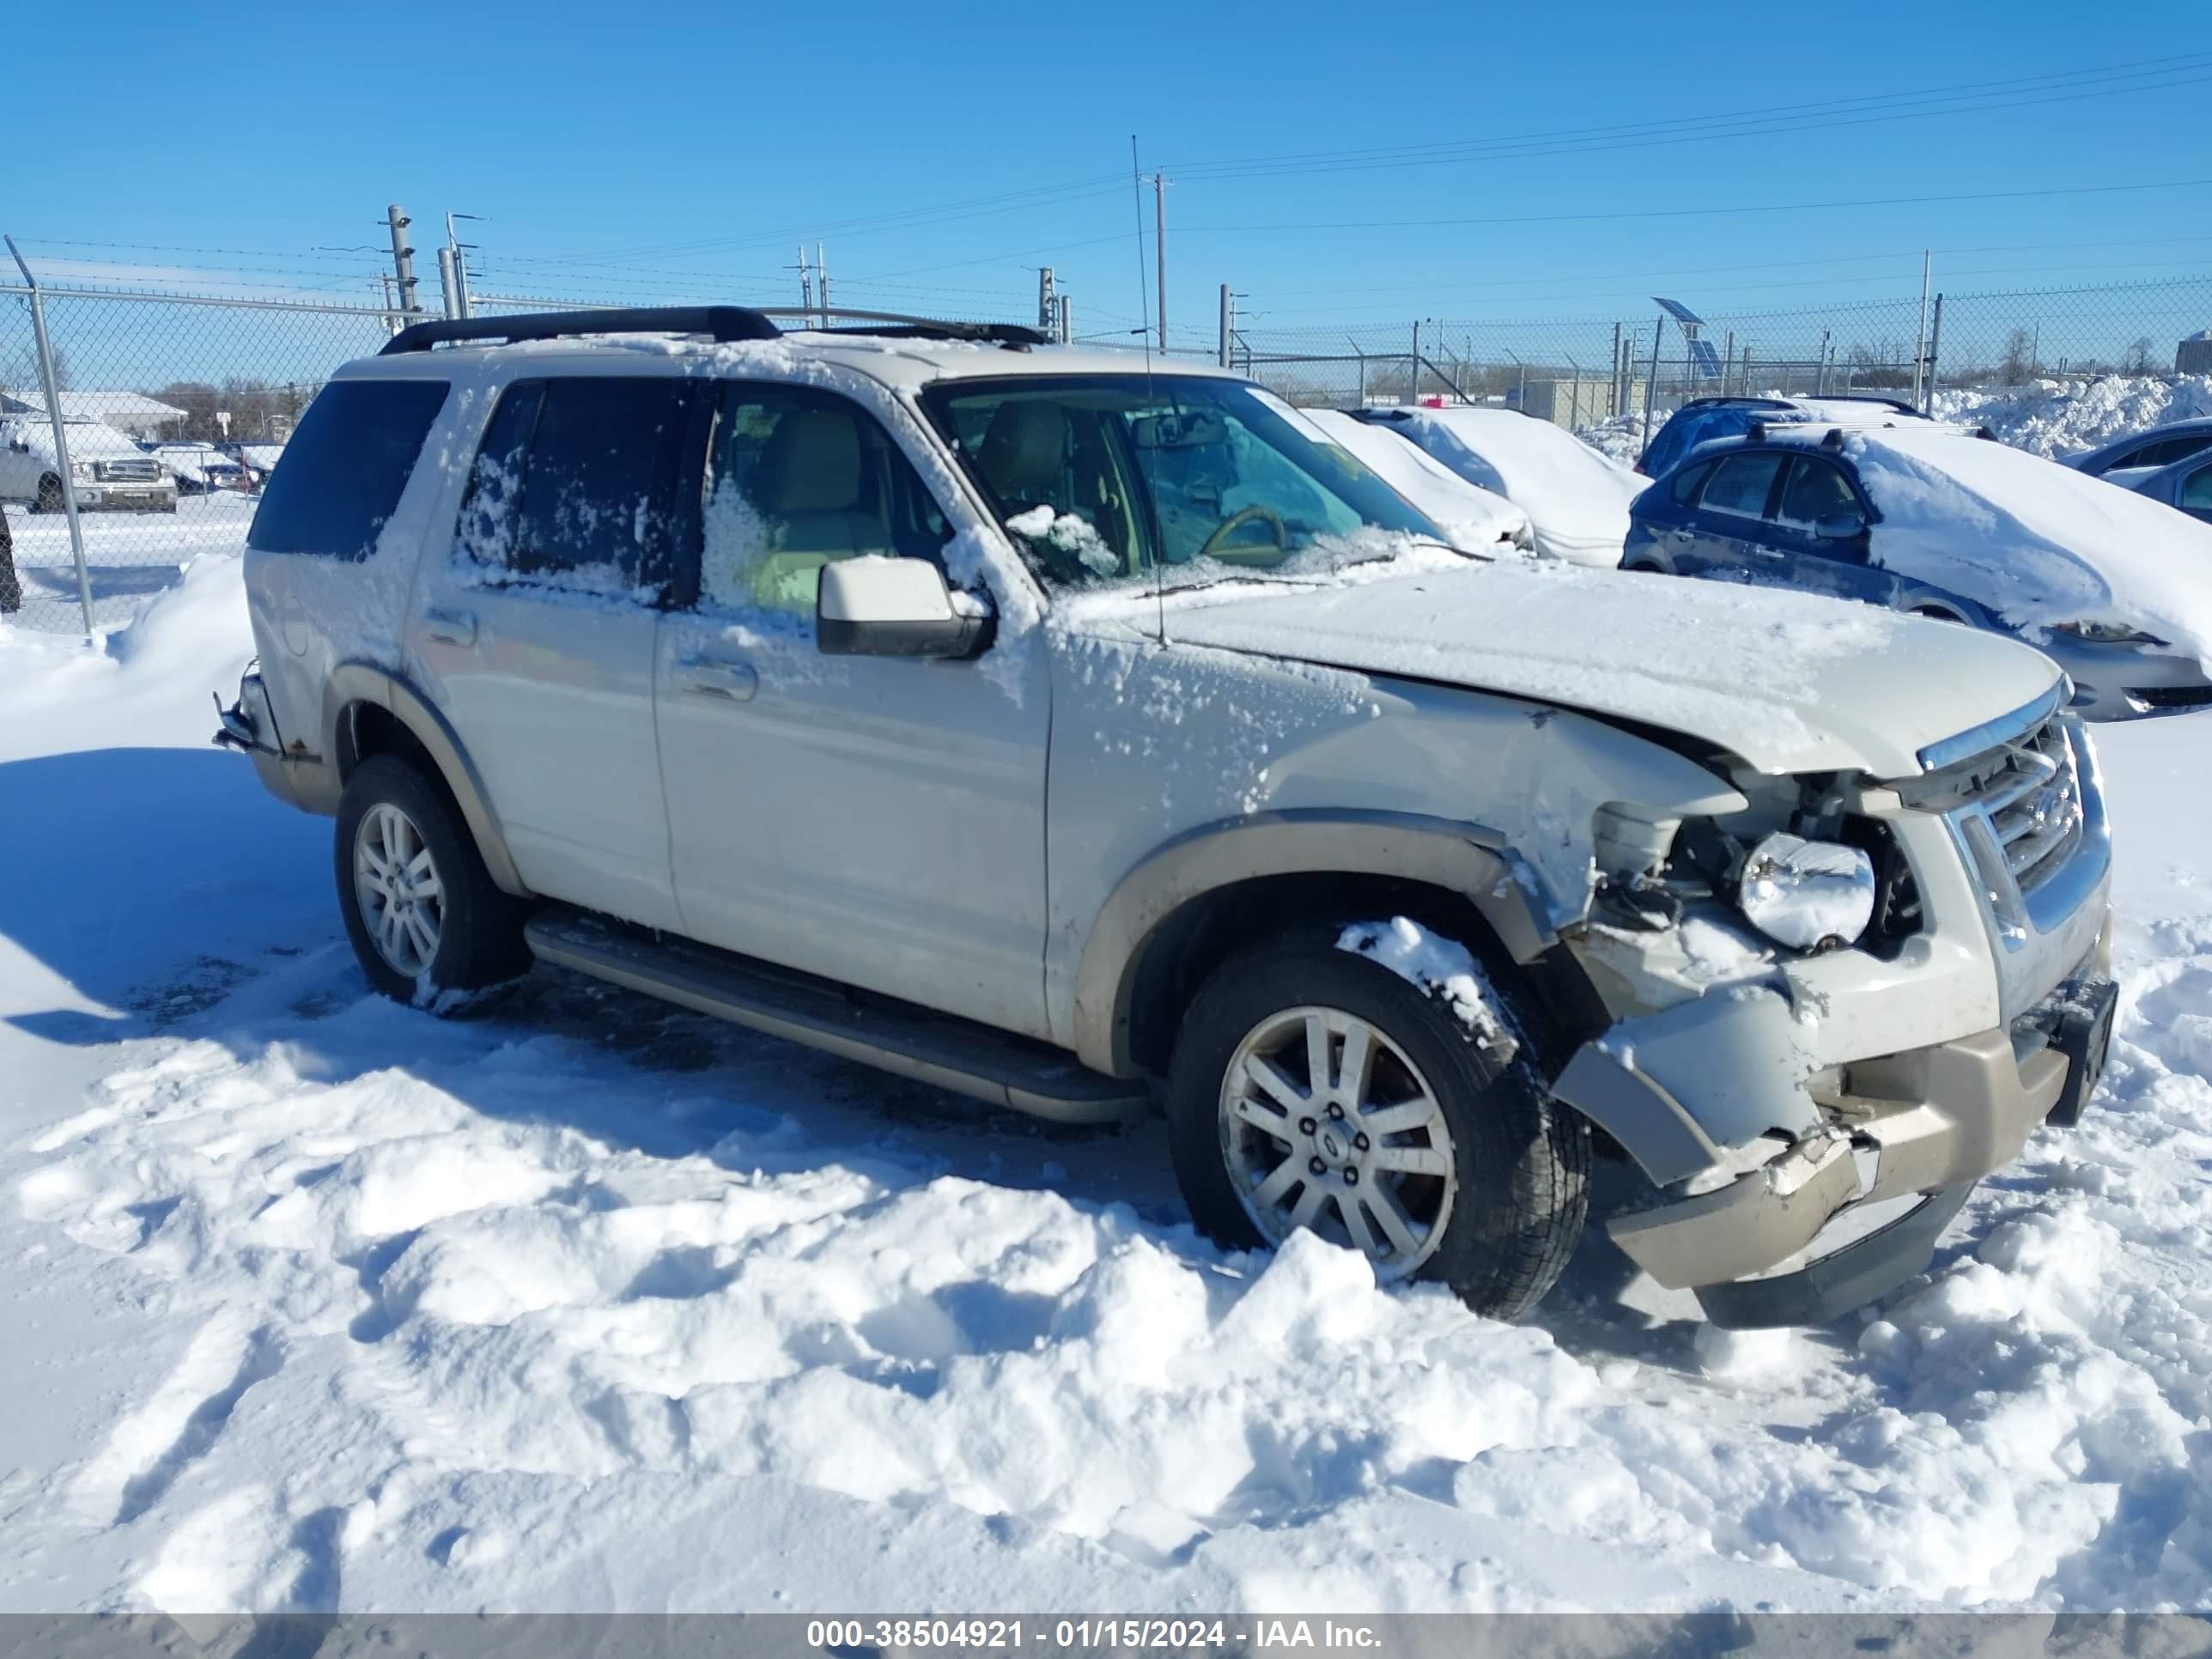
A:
[1735, 832, 1875, 951]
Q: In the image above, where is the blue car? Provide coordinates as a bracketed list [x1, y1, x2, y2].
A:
[1635, 394, 1924, 477]
[1624, 422, 2212, 720]
[2068, 416, 2212, 484]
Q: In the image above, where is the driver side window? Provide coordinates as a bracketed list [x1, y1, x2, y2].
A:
[700, 385, 950, 617]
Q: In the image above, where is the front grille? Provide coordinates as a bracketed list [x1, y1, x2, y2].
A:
[2130, 683, 2212, 709]
[94, 457, 161, 482]
[1961, 716, 2084, 897]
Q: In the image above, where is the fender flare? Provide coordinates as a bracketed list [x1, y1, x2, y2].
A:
[323, 659, 529, 896]
[1068, 808, 1554, 1077]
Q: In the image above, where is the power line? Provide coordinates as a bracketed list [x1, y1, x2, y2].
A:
[1168, 175, 2212, 237]
[1166, 52, 2212, 183]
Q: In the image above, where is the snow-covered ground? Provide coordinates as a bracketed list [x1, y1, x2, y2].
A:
[3, 553, 2211, 1616]
[6, 495, 260, 633]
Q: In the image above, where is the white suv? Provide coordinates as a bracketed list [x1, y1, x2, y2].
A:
[217, 306, 2118, 1328]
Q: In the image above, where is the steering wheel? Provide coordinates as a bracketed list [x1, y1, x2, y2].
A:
[1197, 503, 1288, 562]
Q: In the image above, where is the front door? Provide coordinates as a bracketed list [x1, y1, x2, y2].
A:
[653, 380, 1053, 1038]
[1681, 447, 1790, 583]
[1765, 453, 1899, 608]
[407, 370, 702, 930]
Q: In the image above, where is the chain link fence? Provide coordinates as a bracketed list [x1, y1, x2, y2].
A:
[4, 259, 2209, 634]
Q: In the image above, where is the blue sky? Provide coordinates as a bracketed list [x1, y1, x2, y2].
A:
[10, 2, 2211, 349]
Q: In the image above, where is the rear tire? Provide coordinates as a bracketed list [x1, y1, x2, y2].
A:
[335, 756, 531, 1008]
[33, 475, 62, 514]
[1165, 927, 1589, 1319]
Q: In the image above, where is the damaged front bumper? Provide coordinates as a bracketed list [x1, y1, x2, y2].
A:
[1556, 971, 2117, 1328]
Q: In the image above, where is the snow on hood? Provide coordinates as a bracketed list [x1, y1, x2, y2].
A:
[1844, 427, 2212, 666]
[1387, 408, 1642, 563]
[2, 417, 144, 464]
[1152, 559, 2060, 777]
[1300, 410, 1529, 551]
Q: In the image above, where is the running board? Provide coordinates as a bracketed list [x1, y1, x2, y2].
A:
[524, 908, 1149, 1126]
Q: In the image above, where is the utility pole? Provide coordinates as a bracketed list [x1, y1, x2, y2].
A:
[817, 242, 830, 327]
[1057, 293, 1073, 343]
[385, 204, 420, 319]
[793, 245, 813, 315]
[1218, 283, 1233, 368]
[1153, 173, 1168, 350]
[1924, 293, 1945, 410]
[379, 273, 401, 335]
[437, 248, 461, 320]
[1038, 267, 1058, 334]
[444, 212, 479, 319]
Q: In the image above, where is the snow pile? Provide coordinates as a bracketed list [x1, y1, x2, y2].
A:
[1387, 408, 1644, 564]
[1575, 410, 1651, 467]
[3, 542, 2212, 1615]
[1929, 374, 2212, 460]
[1299, 411, 1531, 553]
[1840, 426, 2212, 664]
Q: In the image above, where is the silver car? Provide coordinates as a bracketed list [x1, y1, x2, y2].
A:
[216, 306, 2118, 1331]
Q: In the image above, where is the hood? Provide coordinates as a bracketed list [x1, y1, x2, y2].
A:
[1157, 561, 2060, 777]
[1845, 426, 2212, 668]
[1386, 407, 1641, 563]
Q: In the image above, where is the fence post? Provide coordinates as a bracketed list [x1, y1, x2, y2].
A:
[1640, 314, 1663, 440]
[1924, 294, 1944, 410]
[1609, 323, 1622, 416]
[5, 236, 94, 635]
[1409, 320, 1419, 402]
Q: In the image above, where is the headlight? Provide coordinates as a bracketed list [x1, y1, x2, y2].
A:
[2052, 620, 2160, 646]
[1736, 832, 1875, 951]
[70, 461, 94, 482]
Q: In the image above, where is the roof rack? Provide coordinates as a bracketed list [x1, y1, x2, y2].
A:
[380, 305, 781, 356]
[759, 307, 1049, 348]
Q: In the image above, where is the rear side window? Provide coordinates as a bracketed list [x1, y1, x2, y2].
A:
[1700, 451, 1784, 519]
[246, 379, 449, 560]
[2182, 463, 2212, 512]
[456, 377, 696, 599]
[1669, 459, 1717, 504]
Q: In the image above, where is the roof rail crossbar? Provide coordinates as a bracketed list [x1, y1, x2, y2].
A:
[380, 305, 781, 356]
[757, 307, 1049, 347]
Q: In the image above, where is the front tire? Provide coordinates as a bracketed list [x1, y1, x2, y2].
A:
[1165, 928, 1588, 1319]
[335, 756, 530, 1007]
[33, 475, 62, 514]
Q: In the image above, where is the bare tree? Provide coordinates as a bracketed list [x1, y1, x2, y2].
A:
[2000, 329, 2036, 384]
[2124, 337, 2154, 374]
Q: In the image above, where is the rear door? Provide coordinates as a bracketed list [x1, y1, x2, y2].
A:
[1677, 447, 1788, 581]
[407, 370, 704, 930]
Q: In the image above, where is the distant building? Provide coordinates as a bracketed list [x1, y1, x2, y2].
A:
[0, 389, 188, 441]
[2179, 331, 2212, 376]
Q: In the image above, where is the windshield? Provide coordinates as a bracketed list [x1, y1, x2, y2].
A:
[919, 374, 1448, 592]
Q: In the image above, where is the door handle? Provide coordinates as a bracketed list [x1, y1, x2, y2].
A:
[1669, 529, 1694, 544]
[1748, 544, 1784, 559]
[679, 657, 758, 701]
[423, 606, 477, 646]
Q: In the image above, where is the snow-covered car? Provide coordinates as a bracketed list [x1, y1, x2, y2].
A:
[153, 441, 251, 495]
[1299, 409, 1532, 553]
[1627, 420, 2212, 719]
[230, 441, 285, 485]
[218, 305, 2118, 1331]
[2128, 447, 2212, 526]
[1351, 405, 1640, 565]
[0, 415, 179, 512]
[1638, 393, 1930, 478]
[2066, 416, 2212, 486]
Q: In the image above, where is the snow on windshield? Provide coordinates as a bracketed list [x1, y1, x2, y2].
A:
[1300, 410, 1529, 552]
[1845, 427, 2212, 665]
[1390, 407, 1643, 556]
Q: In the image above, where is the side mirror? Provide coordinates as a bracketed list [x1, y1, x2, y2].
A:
[817, 557, 993, 659]
[1814, 513, 1868, 540]
[7, 441, 27, 454]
